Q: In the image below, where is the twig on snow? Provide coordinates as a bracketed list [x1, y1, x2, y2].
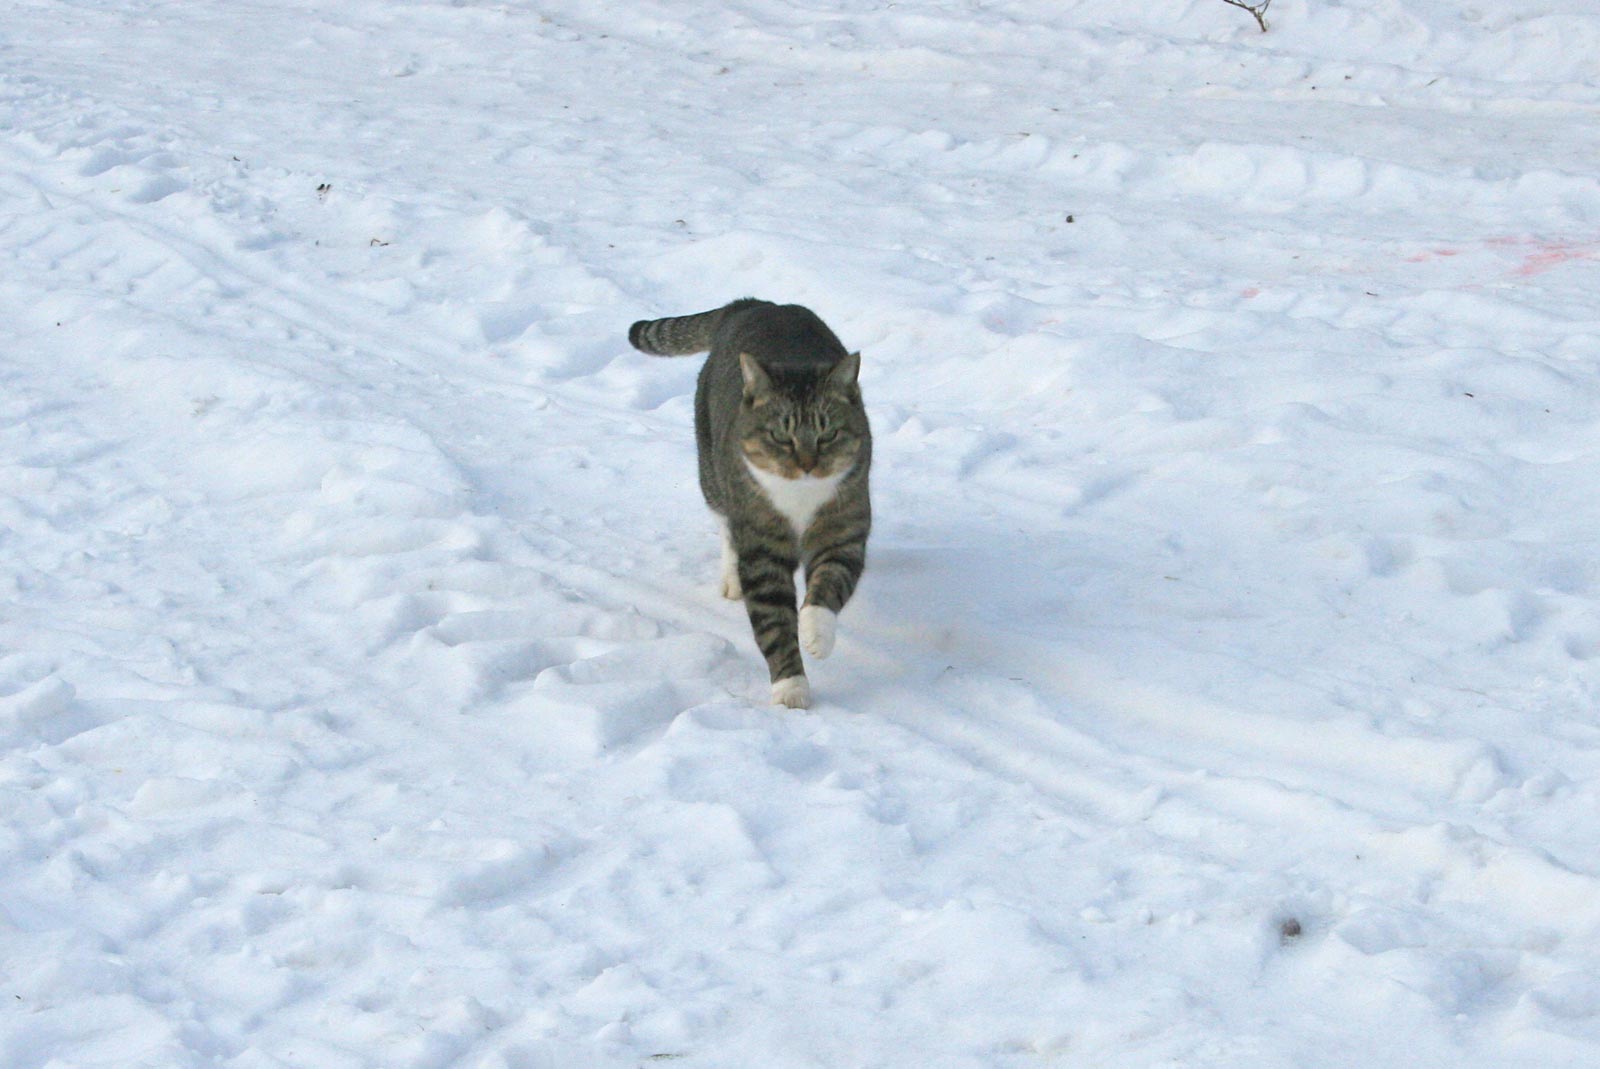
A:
[1221, 0, 1271, 32]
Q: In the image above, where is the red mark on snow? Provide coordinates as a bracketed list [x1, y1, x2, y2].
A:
[1484, 235, 1597, 277]
[1400, 235, 1598, 280]
[1240, 287, 1260, 299]
[1515, 241, 1594, 277]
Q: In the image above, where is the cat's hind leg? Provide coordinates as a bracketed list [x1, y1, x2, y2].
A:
[718, 520, 743, 600]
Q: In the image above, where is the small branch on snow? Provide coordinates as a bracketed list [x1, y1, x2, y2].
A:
[1221, 0, 1271, 32]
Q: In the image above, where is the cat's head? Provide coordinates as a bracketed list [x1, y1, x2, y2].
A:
[737, 351, 865, 480]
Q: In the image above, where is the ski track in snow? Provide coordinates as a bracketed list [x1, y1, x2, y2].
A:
[3, 1, 1600, 1066]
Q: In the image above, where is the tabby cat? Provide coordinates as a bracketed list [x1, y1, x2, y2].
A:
[629, 298, 871, 709]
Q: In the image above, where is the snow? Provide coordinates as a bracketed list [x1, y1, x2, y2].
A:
[3, 0, 1600, 1065]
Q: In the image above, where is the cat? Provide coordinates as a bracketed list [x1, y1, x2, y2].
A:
[629, 299, 871, 709]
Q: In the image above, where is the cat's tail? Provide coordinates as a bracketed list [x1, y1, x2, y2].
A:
[628, 299, 764, 356]
[628, 307, 724, 356]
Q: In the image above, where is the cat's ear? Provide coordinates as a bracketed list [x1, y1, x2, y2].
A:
[738, 353, 773, 399]
[829, 351, 861, 390]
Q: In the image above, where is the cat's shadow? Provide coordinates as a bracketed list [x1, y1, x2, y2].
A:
[851, 537, 1088, 676]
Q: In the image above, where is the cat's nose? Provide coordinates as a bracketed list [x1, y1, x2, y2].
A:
[797, 453, 817, 473]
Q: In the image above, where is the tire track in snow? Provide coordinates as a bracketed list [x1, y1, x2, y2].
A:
[827, 608, 1600, 1055]
[1, 101, 772, 1066]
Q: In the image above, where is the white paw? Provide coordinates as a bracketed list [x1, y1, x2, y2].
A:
[800, 606, 836, 659]
[771, 676, 811, 709]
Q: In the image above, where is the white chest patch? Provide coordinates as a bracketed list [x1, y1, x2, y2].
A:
[744, 459, 849, 536]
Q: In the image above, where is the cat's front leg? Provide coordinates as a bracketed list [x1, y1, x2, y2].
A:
[733, 527, 807, 708]
[801, 519, 868, 660]
[799, 605, 836, 659]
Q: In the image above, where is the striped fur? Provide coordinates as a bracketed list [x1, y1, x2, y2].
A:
[628, 299, 757, 356]
[629, 299, 871, 708]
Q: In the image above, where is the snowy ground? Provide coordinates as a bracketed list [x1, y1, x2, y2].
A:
[4, 1, 1600, 1065]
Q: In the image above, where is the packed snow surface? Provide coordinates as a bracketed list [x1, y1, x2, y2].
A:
[4, 1, 1600, 1066]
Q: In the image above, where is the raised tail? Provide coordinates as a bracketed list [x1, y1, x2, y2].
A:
[628, 299, 766, 356]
